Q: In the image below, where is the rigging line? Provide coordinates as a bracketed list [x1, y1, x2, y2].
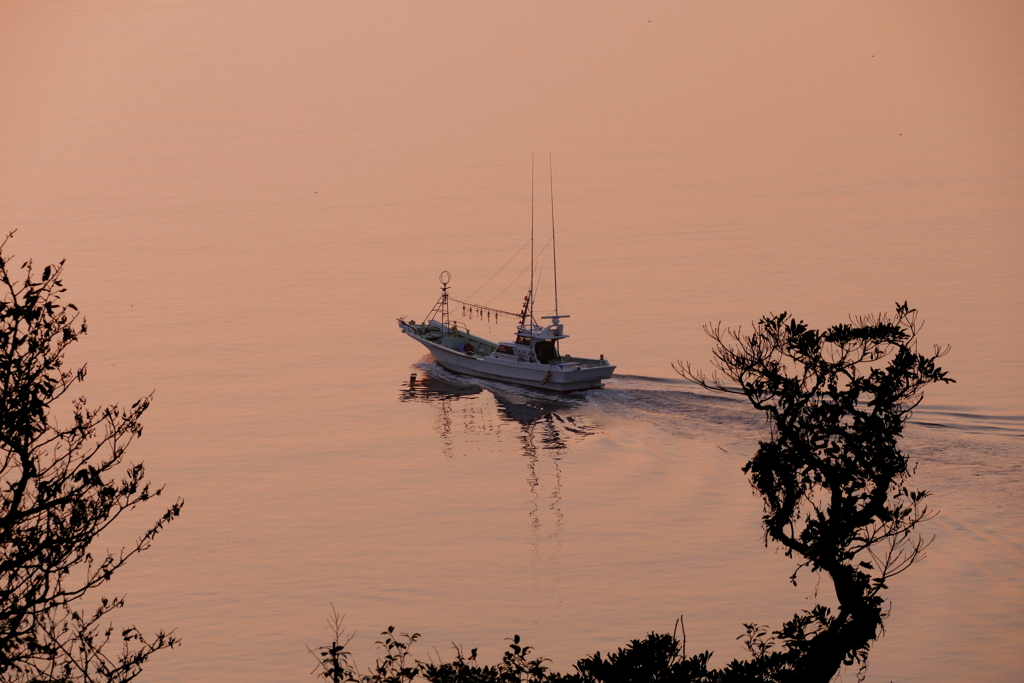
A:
[484, 260, 533, 307]
[483, 237, 553, 307]
[530, 237, 553, 312]
[464, 237, 532, 301]
[534, 258, 547, 313]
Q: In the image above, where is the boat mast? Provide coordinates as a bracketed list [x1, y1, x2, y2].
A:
[529, 154, 535, 325]
[549, 153, 559, 319]
[521, 155, 535, 329]
[439, 270, 451, 334]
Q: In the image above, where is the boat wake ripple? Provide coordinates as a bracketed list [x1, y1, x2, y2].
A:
[407, 357, 1023, 439]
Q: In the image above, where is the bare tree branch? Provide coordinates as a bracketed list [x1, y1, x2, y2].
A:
[0, 235, 182, 681]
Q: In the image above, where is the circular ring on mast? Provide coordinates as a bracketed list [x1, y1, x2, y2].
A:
[439, 270, 451, 285]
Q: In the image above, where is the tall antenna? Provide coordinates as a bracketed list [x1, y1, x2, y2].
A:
[529, 154, 535, 323]
[549, 153, 559, 318]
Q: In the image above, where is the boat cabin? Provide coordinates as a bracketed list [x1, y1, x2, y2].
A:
[493, 321, 568, 364]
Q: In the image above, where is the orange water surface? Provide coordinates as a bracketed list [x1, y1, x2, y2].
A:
[1, 1, 1021, 681]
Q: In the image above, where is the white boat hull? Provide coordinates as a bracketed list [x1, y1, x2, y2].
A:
[398, 320, 614, 392]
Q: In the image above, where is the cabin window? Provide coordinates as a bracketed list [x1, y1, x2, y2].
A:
[496, 345, 514, 355]
[534, 340, 558, 364]
[515, 336, 530, 345]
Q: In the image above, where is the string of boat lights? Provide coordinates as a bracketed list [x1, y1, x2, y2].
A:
[450, 298, 519, 324]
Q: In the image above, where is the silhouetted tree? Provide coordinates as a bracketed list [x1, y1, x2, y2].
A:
[311, 304, 951, 682]
[674, 303, 953, 681]
[0, 234, 182, 682]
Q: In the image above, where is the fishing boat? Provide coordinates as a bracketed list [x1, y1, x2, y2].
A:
[397, 160, 615, 392]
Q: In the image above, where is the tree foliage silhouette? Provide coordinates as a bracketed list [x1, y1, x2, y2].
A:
[674, 303, 953, 681]
[0, 234, 182, 682]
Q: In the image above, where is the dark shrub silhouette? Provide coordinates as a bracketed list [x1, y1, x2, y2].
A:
[675, 303, 952, 680]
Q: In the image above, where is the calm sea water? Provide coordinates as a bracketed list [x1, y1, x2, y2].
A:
[1, 1, 1021, 681]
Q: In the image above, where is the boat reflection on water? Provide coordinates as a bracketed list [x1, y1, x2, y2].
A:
[398, 370, 595, 455]
[398, 372, 485, 452]
[399, 369, 597, 565]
